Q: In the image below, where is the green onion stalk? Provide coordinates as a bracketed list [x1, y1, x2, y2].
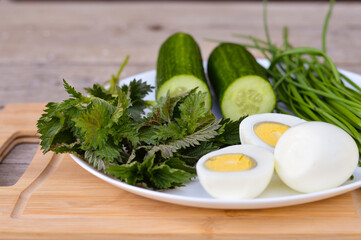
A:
[234, 0, 361, 158]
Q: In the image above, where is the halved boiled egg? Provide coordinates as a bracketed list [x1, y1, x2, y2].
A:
[239, 113, 306, 151]
[274, 121, 359, 193]
[196, 145, 274, 200]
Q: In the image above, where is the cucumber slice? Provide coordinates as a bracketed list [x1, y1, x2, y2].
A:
[156, 32, 212, 109]
[221, 76, 276, 120]
[207, 43, 276, 120]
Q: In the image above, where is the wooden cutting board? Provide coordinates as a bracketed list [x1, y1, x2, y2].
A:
[1, 103, 361, 239]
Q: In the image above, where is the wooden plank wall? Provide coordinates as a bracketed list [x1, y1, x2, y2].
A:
[0, 1, 360, 111]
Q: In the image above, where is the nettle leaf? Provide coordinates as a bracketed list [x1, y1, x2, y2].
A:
[157, 94, 172, 122]
[51, 128, 76, 146]
[155, 89, 198, 122]
[165, 158, 196, 174]
[170, 119, 222, 149]
[146, 144, 178, 159]
[122, 79, 154, 120]
[85, 84, 113, 101]
[177, 91, 208, 134]
[214, 117, 246, 145]
[63, 79, 84, 99]
[110, 88, 131, 124]
[144, 119, 220, 161]
[127, 149, 137, 163]
[143, 108, 162, 127]
[39, 102, 61, 119]
[93, 144, 121, 163]
[144, 118, 221, 161]
[138, 127, 159, 145]
[84, 151, 107, 171]
[139, 154, 155, 173]
[110, 121, 140, 146]
[170, 88, 198, 118]
[126, 79, 154, 102]
[195, 112, 216, 131]
[37, 114, 65, 153]
[178, 142, 219, 161]
[37, 90, 89, 154]
[51, 142, 83, 155]
[91, 97, 116, 113]
[73, 98, 115, 149]
[152, 122, 183, 142]
[150, 163, 194, 189]
[105, 155, 155, 186]
[39, 98, 84, 121]
[84, 146, 120, 170]
[106, 161, 140, 185]
[155, 91, 190, 123]
[127, 105, 146, 121]
[63, 104, 84, 132]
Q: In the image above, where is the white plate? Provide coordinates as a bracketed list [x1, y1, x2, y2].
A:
[70, 59, 361, 209]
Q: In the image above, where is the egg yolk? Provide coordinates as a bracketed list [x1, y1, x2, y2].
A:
[254, 122, 290, 147]
[204, 154, 253, 172]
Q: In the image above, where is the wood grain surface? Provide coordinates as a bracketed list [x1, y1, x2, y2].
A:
[0, 1, 360, 109]
[0, 103, 361, 239]
[0, 143, 38, 186]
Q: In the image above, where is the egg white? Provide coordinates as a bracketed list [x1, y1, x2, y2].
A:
[239, 113, 306, 151]
[196, 145, 274, 200]
[274, 121, 359, 193]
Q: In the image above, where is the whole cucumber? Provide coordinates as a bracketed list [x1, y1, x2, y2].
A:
[207, 43, 276, 120]
[156, 32, 212, 109]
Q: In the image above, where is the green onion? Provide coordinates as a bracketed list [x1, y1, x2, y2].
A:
[234, 0, 361, 158]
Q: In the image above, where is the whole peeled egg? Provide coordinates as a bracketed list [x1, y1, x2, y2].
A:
[239, 113, 306, 151]
[196, 145, 274, 200]
[274, 121, 359, 193]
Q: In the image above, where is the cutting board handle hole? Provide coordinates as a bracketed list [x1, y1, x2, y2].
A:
[0, 133, 39, 187]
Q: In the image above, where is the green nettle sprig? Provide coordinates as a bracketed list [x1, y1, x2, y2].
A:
[37, 60, 243, 190]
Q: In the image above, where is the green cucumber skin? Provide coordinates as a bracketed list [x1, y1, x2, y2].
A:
[207, 43, 268, 104]
[156, 32, 209, 96]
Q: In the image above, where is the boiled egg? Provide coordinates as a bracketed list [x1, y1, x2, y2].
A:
[274, 121, 359, 193]
[239, 113, 306, 151]
[196, 145, 274, 200]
